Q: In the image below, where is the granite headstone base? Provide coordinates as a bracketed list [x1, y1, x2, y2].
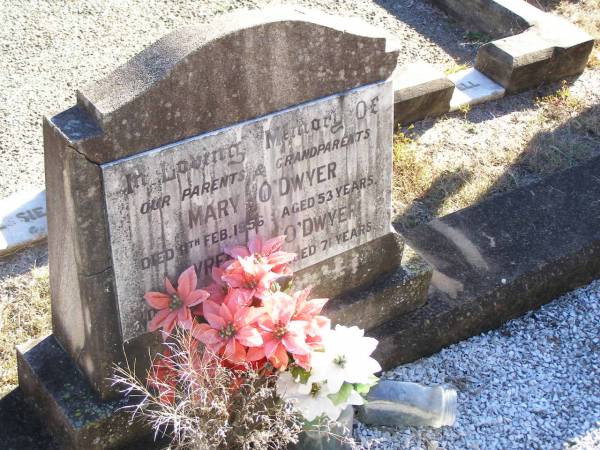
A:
[325, 245, 432, 331]
[17, 335, 161, 450]
[293, 231, 432, 329]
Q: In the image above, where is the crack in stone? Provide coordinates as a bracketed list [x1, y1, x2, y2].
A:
[79, 266, 112, 278]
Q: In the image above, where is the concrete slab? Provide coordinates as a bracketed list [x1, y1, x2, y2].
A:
[0, 189, 47, 257]
[374, 156, 600, 369]
[324, 244, 432, 331]
[430, 0, 595, 93]
[448, 68, 505, 111]
[393, 62, 454, 126]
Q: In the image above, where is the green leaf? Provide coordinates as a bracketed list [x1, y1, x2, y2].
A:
[354, 375, 379, 395]
[354, 383, 371, 395]
[368, 375, 379, 384]
[328, 382, 353, 406]
[290, 365, 311, 384]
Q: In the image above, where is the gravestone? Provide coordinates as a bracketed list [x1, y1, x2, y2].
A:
[0, 189, 47, 256]
[17, 5, 430, 449]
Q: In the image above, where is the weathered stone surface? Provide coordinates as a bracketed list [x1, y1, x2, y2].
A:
[476, 16, 594, 93]
[294, 231, 404, 299]
[448, 68, 505, 111]
[372, 156, 600, 368]
[429, 0, 594, 93]
[428, 0, 536, 38]
[392, 62, 453, 126]
[102, 81, 394, 342]
[75, 5, 399, 163]
[43, 116, 123, 400]
[0, 189, 47, 257]
[41, 4, 399, 401]
[0, 388, 58, 450]
[324, 244, 432, 331]
[17, 335, 159, 450]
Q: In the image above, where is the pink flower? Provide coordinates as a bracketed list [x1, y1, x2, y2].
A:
[192, 291, 264, 364]
[192, 267, 228, 317]
[251, 291, 311, 371]
[144, 266, 210, 336]
[221, 254, 277, 301]
[226, 235, 296, 275]
[292, 287, 331, 344]
[292, 288, 328, 321]
[204, 266, 228, 304]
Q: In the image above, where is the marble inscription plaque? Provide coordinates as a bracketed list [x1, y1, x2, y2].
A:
[102, 81, 393, 341]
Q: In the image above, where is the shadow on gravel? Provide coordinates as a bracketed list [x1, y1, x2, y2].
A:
[373, 0, 478, 65]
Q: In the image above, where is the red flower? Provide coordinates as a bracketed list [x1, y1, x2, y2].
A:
[147, 350, 177, 405]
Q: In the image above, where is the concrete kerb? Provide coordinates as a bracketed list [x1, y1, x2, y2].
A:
[393, 0, 594, 125]
[430, 0, 595, 93]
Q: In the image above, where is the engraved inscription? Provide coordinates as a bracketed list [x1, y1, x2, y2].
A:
[102, 81, 393, 341]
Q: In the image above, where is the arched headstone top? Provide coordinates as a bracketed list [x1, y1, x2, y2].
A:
[72, 5, 399, 163]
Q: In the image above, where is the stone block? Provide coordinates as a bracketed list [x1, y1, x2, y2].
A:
[448, 68, 505, 111]
[40, 4, 400, 401]
[43, 113, 124, 400]
[17, 335, 158, 450]
[0, 388, 58, 450]
[428, 0, 535, 38]
[392, 62, 454, 126]
[293, 231, 405, 299]
[0, 189, 47, 257]
[101, 81, 395, 343]
[429, 0, 594, 93]
[325, 245, 432, 331]
[75, 5, 399, 163]
[476, 16, 594, 93]
[371, 156, 600, 369]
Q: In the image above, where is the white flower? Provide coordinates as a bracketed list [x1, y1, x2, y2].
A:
[346, 388, 365, 406]
[276, 372, 342, 422]
[310, 325, 381, 393]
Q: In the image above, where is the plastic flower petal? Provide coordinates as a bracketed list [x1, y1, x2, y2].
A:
[310, 325, 381, 393]
[221, 255, 276, 301]
[276, 372, 342, 421]
[201, 266, 229, 307]
[226, 235, 296, 276]
[254, 292, 311, 370]
[191, 291, 264, 364]
[144, 266, 210, 337]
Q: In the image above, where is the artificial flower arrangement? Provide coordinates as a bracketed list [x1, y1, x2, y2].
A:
[114, 235, 381, 449]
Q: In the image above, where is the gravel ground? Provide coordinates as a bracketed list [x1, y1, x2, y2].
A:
[0, 0, 473, 200]
[356, 280, 600, 450]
